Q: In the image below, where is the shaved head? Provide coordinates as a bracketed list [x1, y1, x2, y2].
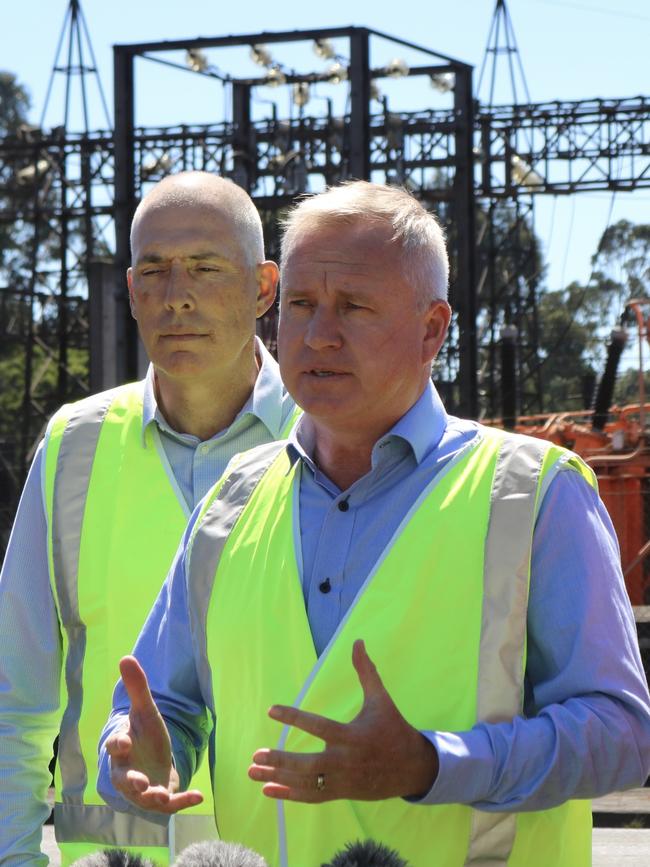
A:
[131, 172, 264, 267]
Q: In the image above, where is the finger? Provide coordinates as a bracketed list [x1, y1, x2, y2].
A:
[111, 764, 153, 798]
[261, 782, 330, 804]
[251, 747, 324, 773]
[248, 763, 307, 788]
[268, 705, 346, 742]
[113, 775, 203, 814]
[119, 655, 157, 717]
[352, 639, 388, 702]
[138, 789, 204, 813]
[105, 727, 133, 761]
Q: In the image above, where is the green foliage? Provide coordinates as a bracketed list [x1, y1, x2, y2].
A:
[0, 73, 33, 280]
[535, 220, 650, 412]
[612, 368, 650, 407]
[536, 284, 598, 411]
[0, 71, 92, 549]
[593, 220, 650, 302]
[0, 72, 30, 137]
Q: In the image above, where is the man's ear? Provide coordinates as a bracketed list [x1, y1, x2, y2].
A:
[255, 261, 280, 318]
[422, 300, 451, 364]
[126, 268, 137, 320]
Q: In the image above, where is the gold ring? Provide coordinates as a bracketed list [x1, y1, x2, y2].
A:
[316, 773, 325, 791]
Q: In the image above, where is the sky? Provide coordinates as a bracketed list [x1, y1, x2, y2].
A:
[2, 0, 649, 310]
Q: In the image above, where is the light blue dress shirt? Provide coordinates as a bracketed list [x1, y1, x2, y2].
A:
[0, 339, 295, 864]
[98, 382, 650, 816]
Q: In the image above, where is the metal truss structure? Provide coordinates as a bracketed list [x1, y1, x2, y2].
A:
[1, 16, 650, 548]
[479, 97, 650, 196]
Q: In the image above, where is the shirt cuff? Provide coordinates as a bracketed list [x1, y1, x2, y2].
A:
[407, 729, 495, 805]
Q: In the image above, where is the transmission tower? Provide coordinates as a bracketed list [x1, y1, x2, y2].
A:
[41, 0, 111, 133]
[477, 0, 531, 108]
[476, 0, 543, 421]
[4, 0, 113, 500]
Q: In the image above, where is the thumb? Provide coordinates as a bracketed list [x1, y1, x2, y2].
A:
[119, 655, 158, 717]
[352, 639, 388, 704]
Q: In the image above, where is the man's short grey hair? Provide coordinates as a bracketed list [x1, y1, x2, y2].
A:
[130, 171, 265, 268]
[280, 181, 449, 307]
[172, 840, 268, 867]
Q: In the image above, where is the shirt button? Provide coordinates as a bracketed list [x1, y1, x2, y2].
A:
[319, 578, 332, 594]
[338, 499, 350, 512]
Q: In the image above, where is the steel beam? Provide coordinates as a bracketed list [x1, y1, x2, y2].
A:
[113, 45, 137, 382]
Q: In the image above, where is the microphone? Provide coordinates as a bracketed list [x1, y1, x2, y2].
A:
[69, 850, 157, 867]
[172, 840, 268, 867]
[321, 839, 410, 867]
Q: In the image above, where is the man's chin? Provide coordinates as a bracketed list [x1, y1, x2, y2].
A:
[152, 354, 208, 380]
[294, 395, 356, 427]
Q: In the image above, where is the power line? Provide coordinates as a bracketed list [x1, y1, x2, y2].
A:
[531, 0, 650, 23]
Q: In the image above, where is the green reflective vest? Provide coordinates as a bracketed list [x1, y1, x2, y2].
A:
[44, 382, 298, 865]
[186, 425, 595, 867]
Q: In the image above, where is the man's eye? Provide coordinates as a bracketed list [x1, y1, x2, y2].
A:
[141, 268, 163, 276]
[289, 298, 311, 307]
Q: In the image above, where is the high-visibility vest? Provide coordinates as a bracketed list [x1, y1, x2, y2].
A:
[186, 426, 595, 867]
[44, 382, 299, 865]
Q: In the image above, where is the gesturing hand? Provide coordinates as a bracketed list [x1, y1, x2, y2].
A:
[106, 656, 203, 814]
[248, 639, 438, 803]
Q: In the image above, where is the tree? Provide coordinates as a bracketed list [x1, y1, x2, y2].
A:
[0, 72, 91, 552]
[535, 283, 599, 411]
[475, 200, 547, 416]
[612, 367, 650, 407]
[593, 220, 650, 304]
[0, 72, 30, 136]
[533, 219, 650, 413]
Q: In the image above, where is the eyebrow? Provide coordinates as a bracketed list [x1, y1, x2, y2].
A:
[136, 251, 226, 265]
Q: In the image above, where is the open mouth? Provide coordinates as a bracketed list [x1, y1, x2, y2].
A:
[308, 369, 347, 377]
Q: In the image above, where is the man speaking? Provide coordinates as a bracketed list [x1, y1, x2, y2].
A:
[98, 181, 650, 866]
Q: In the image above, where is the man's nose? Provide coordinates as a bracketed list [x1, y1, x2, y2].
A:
[304, 306, 342, 350]
[164, 261, 194, 311]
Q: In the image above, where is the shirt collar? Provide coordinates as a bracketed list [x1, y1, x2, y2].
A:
[141, 336, 287, 445]
[380, 380, 448, 464]
[286, 380, 449, 470]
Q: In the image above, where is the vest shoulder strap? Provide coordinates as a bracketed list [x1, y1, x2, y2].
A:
[186, 440, 289, 683]
[192, 439, 289, 534]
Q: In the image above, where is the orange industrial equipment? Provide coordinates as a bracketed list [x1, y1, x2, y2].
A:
[496, 298, 650, 605]
[514, 405, 650, 605]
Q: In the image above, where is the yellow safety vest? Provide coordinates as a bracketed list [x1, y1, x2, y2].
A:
[186, 425, 595, 867]
[44, 382, 299, 865]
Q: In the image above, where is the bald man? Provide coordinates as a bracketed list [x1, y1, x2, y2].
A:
[0, 172, 297, 865]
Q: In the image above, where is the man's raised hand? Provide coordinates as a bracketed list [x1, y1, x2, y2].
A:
[248, 639, 438, 803]
[106, 656, 203, 814]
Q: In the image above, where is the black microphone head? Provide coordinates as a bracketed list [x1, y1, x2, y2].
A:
[172, 840, 268, 867]
[321, 839, 410, 867]
[70, 850, 158, 867]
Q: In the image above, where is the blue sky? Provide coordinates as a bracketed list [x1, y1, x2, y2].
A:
[3, 0, 649, 302]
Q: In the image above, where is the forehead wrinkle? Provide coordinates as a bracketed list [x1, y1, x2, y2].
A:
[287, 258, 375, 281]
[135, 249, 231, 265]
[302, 250, 372, 267]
